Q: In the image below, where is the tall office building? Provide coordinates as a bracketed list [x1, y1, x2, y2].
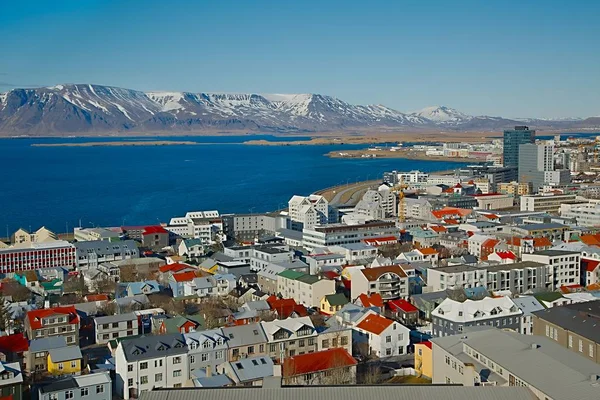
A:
[519, 143, 569, 192]
[503, 126, 535, 168]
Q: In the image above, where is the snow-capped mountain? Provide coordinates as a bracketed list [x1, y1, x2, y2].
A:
[0, 84, 593, 135]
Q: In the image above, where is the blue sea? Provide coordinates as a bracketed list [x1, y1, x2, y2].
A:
[1, 135, 470, 233]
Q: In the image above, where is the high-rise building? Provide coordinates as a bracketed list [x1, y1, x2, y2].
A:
[519, 143, 570, 193]
[503, 125, 535, 168]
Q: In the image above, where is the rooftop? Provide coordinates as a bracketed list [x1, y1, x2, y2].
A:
[283, 348, 356, 376]
[532, 302, 600, 343]
[356, 313, 394, 335]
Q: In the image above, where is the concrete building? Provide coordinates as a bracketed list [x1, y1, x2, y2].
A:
[250, 245, 294, 272]
[38, 371, 111, 400]
[512, 296, 546, 335]
[485, 261, 552, 294]
[221, 323, 268, 362]
[350, 265, 409, 302]
[74, 240, 139, 269]
[328, 243, 378, 263]
[427, 265, 487, 292]
[0, 240, 75, 274]
[288, 195, 330, 231]
[184, 329, 229, 373]
[520, 193, 579, 212]
[26, 336, 68, 375]
[518, 143, 554, 193]
[261, 317, 317, 362]
[302, 221, 398, 252]
[560, 200, 600, 227]
[25, 306, 80, 345]
[353, 312, 410, 357]
[498, 181, 531, 196]
[431, 297, 522, 337]
[94, 313, 140, 345]
[166, 211, 223, 244]
[74, 227, 120, 242]
[277, 270, 336, 308]
[532, 302, 600, 364]
[222, 213, 288, 242]
[512, 223, 568, 241]
[503, 125, 535, 169]
[469, 193, 514, 210]
[522, 250, 580, 287]
[431, 327, 600, 400]
[141, 226, 169, 248]
[114, 334, 189, 399]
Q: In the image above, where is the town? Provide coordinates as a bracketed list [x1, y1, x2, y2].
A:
[0, 126, 599, 400]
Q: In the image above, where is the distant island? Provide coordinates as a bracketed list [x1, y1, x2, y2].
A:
[31, 141, 199, 147]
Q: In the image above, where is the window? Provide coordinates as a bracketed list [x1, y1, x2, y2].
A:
[65, 391, 74, 400]
[202, 353, 209, 362]
[398, 333, 404, 341]
[173, 356, 182, 364]
[155, 373, 163, 382]
[385, 335, 391, 343]
[341, 336, 348, 346]
[190, 355, 195, 364]
[128, 378, 133, 387]
[579, 340, 583, 352]
[259, 344, 264, 352]
[216, 350, 224, 359]
[568, 336, 573, 348]
[80, 388, 89, 397]
[96, 385, 104, 394]
[140, 362, 148, 370]
[385, 348, 392, 356]
[49, 394, 58, 400]
[71, 361, 77, 369]
[248, 346, 255, 354]
[322, 339, 329, 348]
[173, 370, 182, 377]
[58, 363, 64, 370]
[589, 344, 594, 358]
[308, 338, 315, 346]
[140, 376, 148, 384]
[445, 356, 450, 365]
[155, 359, 163, 367]
[299, 339, 305, 347]
[128, 364, 133, 372]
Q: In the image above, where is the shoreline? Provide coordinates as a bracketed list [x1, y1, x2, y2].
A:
[31, 141, 200, 147]
[326, 149, 473, 162]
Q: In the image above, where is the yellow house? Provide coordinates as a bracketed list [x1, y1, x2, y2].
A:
[414, 341, 432, 379]
[47, 347, 83, 376]
[320, 293, 348, 315]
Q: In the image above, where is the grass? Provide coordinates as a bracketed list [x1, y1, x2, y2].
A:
[385, 375, 432, 384]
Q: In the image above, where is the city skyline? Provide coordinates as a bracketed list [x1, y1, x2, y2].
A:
[1, 0, 599, 119]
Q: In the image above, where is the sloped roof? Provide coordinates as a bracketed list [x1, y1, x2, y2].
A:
[324, 293, 348, 307]
[356, 313, 393, 335]
[388, 299, 418, 313]
[172, 271, 198, 282]
[48, 346, 82, 363]
[357, 293, 383, 308]
[26, 306, 79, 330]
[360, 265, 407, 281]
[0, 333, 28, 353]
[582, 258, 600, 272]
[283, 348, 356, 376]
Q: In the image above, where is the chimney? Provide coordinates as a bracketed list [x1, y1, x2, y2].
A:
[272, 364, 282, 377]
[530, 343, 540, 350]
[205, 366, 212, 377]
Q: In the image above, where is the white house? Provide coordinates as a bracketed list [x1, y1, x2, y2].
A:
[353, 311, 410, 357]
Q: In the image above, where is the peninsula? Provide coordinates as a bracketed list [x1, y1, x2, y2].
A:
[31, 140, 199, 147]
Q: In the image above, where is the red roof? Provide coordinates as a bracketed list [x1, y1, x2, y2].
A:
[142, 225, 168, 235]
[267, 297, 308, 318]
[481, 238, 500, 249]
[418, 247, 438, 255]
[356, 313, 394, 335]
[26, 306, 79, 330]
[357, 293, 384, 308]
[362, 236, 398, 246]
[341, 278, 351, 290]
[283, 348, 356, 376]
[388, 299, 418, 313]
[493, 251, 517, 260]
[429, 226, 447, 233]
[418, 341, 432, 349]
[159, 262, 194, 273]
[483, 213, 499, 220]
[469, 193, 503, 197]
[172, 271, 197, 282]
[322, 270, 340, 280]
[444, 219, 459, 225]
[533, 237, 552, 247]
[580, 234, 600, 246]
[84, 294, 109, 302]
[0, 333, 28, 353]
[582, 258, 600, 272]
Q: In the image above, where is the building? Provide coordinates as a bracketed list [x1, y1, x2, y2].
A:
[74, 240, 139, 269]
[350, 265, 409, 302]
[221, 323, 268, 362]
[25, 306, 80, 345]
[485, 261, 552, 293]
[217, 355, 274, 386]
[427, 265, 487, 292]
[94, 313, 140, 345]
[277, 271, 336, 308]
[74, 227, 120, 242]
[522, 250, 581, 287]
[512, 296, 545, 335]
[431, 327, 600, 400]
[141, 226, 169, 248]
[221, 213, 287, 242]
[353, 312, 410, 357]
[498, 181, 531, 196]
[38, 371, 111, 400]
[0, 240, 75, 274]
[560, 200, 600, 227]
[47, 346, 83, 376]
[512, 223, 568, 241]
[0, 361, 23, 400]
[520, 193, 579, 212]
[25, 336, 68, 375]
[114, 334, 189, 399]
[184, 329, 229, 373]
[328, 243, 378, 263]
[282, 348, 357, 385]
[166, 211, 223, 243]
[531, 302, 600, 364]
[261, 317, 317, 362]
[431, 297, 522, 337]
[518, 143, 554, 193]
[503, 126, 535, 169]
[288, 195, 330, 230]
[302, 221, 399, 252]
[470, 194, 514, 210]
[414, 341, 432, 378]
[320, 293, 349, 315]
[177, 239, 204, 259]
[250, 245, 294, 272]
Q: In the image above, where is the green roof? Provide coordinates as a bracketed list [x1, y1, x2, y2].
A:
[324, 293, 348, 306]
[296, 274, 319, 285]
[534, 292, 564, 306]
[162, 315, 205, 334]
[278, 270, 304, 280]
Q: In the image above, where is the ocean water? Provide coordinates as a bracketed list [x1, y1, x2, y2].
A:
[0, 135, 468, 233]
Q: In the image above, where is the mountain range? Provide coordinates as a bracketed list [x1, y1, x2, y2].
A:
[0, 84, 597, 136]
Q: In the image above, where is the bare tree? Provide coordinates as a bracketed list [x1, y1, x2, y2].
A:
[257, 310, 276, 322]
[147, 293, 185, 315]
[321, 349, 356, 385]
[94, 276, 117, 294]
[98, 301, 117, 316]
[119, 265, 139, 283]
[378, 242, 413, 259]
[360, 364, 383, 384]
[0, 280, 31, 302]
[63, 275, 88, 299]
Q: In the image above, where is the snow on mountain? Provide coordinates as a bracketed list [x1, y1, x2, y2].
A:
[0, 84, 595, 135]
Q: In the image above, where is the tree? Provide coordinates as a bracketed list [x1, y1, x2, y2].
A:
[321, 350, 356, 385]
[359, 365, 383, 384]
[378, 242, 413, 259]
[63, 275, 88, 298]
[94, 276, 116, 294]
[119, 265, 140, 283]
[147, 293, 185, 315]
[0, 280, 31, 302]
[98, 301, 117, 316]
[0, 301, 11, 332]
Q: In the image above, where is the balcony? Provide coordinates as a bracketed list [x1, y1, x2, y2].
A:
[381, 291, 400, 299]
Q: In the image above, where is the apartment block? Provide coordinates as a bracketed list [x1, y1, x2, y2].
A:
[25, 306, 80, 345]
[426, 265, 487, 292]
[38, 371, 112, 400]
[522, 250, 581, 287]
[74, 240, 139, 269]
[94, 313, 140, 345]
[277, 270, 336, 308]
[302, 221, 399, 252]
[261, 317, 318, 362]
[350, 265, 409, 302]
[0, 241, 75, 274]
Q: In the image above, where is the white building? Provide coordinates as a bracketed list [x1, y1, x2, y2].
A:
[511, 296, 546, 335]
[560, 200, 600, 227]
[522, 250, 580, 287]
[94, 313, 139, 345]
[520, 194, 579, 212]
[250, 245, 294, 272]
[427, 265, 487, 292]
[327, 243, 378, 263]
[302, 221, 399, 252]
[353, 311, 410, 357]
[288, 195, 330, 230]
[277, 270, 336, 308]
[165, 211, 223, 244]
[467, 234, 493, 259]
[115, 334, 189, 399]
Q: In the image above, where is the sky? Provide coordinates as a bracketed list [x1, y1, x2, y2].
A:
[0, 0, 598, 119]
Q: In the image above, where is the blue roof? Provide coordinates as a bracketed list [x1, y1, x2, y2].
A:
[126, 280, 160, 295]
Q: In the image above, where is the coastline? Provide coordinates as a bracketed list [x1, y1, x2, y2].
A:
[326, 149, 472, 162]
[31, 140, 200, 147]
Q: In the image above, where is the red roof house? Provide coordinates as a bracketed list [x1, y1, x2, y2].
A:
[266, 296, 308, 319]
[283, 348, 356, 383]
[356, 313, 393, 335]
[355, 293, 384, 309]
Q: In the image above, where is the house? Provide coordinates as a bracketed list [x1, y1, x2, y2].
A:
[354, 293, 383, 312]
[0, 333, 28, 364]
[353, 312, 410, 357]
[533, 292, 572, 308]
[277, 270, 336, 308]
[479, 238, 501, 261]
[178, 239, 204, 259]
[351, 265, 409, 302]
[125, 280, 161, 297]
[387, 299, 419, 326]
[283, 348, 357, 385]
[257, 264, 285, 295]
[431, 327, 600, 400]
[25, 306, 80, 345]
[582, 258, 600, 286]
[487, 251, 517, 264]
[320, 293, 349, 315]
[327, 243, 378, 263]
[184, 329, 229, 373]
[409, 228, 439, 248]
[0, 362, 23, 400]
[512, 296, 545, 335]
[25, 337, 68, 375]
[506, 236, 552, 257]
[158, 263, 198, 284]
[531, 302, 600, 364]
[115, 294, 151, 313]
[221, 323, 268, 362]
[159, 315, 205, 334]
[47, 346, 83, 376]
[217, 355, 274, 386]
[266, 297, 308, 319]
[513, 223, 568, 241]
[94, 313, 140, 345]
[261, 317, 317, 361]
[141, 226, 169, 249]
[114, 334, 189, 400]
[38, 371, 111, 400]
[414, 341, 432, 379]
[431, 297, 522, 337]
[416, 247, 439, 265]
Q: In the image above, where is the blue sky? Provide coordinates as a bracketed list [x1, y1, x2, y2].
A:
[0, 0, 598, 118]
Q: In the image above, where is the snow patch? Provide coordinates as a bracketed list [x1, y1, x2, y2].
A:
[114, 103, 133, 121]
